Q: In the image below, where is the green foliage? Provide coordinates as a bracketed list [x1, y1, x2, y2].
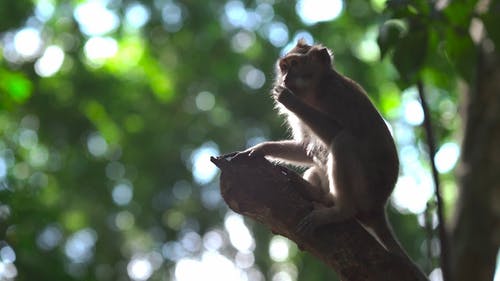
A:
[0, 0, 33, 32]
[0, 0, 487, 280]
[378, 19, 407, 58]
[392, 27, 428, 84]
[378, 0, 483, 85]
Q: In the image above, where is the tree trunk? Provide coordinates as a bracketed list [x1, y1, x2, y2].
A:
[451, 45, 500, 281]
[211, 154, 428, 281]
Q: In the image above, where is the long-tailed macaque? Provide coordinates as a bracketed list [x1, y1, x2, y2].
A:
[226, 40, 407, 258]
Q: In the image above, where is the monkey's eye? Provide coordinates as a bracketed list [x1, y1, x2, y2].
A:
[279, 60, 288, 72]
[279, 57, 299, 73]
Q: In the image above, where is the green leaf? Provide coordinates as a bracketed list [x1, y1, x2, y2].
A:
[81, 100, 122, 144]
[392, 29, 428, 83]
[443, 30, 476, 82]
[443, 0, 477, 26]
[0, 71, 33, 103]
[386, 0, 430, 18]
[0, 0, 33, 32]
[377, 19, 407, 58]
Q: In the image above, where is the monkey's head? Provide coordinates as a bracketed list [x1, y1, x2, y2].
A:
[277, 40, 333, 99]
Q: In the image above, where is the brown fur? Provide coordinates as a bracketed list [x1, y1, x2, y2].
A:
[232, 41, 406, 258]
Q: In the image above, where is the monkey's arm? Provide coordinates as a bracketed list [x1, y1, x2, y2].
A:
[275, 87, 343, 142]
[237, 140, 315, 165]
[221, 141, 332, 204]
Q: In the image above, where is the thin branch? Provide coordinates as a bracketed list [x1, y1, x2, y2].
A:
[416, 80, 450, 281]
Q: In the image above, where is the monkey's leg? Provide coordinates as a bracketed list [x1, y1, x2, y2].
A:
[276, 165, 335, 205]
[222, 141, 334, 204]
[297, 134, 367, 235]
[275, 87, 343, 142]
[303, 166, 335, 205]
[244, 141, 333, 203]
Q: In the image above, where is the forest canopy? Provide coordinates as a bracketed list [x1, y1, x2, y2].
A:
[1, 0, 499, 281]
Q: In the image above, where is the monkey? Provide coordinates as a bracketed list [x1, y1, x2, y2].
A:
[223, 39, 408, 258]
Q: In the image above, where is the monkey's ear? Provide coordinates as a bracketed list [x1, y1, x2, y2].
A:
[311, 47, 332, 67]
[296, 38, 308, 47]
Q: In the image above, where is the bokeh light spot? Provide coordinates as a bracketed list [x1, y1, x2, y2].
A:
[354, 31, 380, 62]
[175, 252, 245, 281]
[18, 129, 38, 149]
[296, 0, 343, 25]
[255, 3, 274, 22]
[268, 22, 289, 47]
[190, 142, 219, 185]
[231, 31, 256, 53]
[87, 133, 108, 157]
[434, 142, 460, 173]
[35, 46, 65, 77]
[112, 183, 133, 205]
[14, 28, 42, 58]
[239, 65, 265, 90]
[0, 246, 16, 263]
[64, 228, 97, 263]
[195, 91, 216, 111]
[392, 175, 434, 214]
[74, 1, 119, 36]
[127, 257, 153, 281]
[202, 230, 225, 251]
[29, 146, 49, 168]
[403, 99, 424, 126]
[0, 261, 17, 279]
[37, 224, 63, 251]
[0, 158, 6, 179]
[125, 3, 150, 29]
[269, 236, 289, 262]
[224, 1, 248, 28]
[180, 232, 202, 253]
[84, 36, 118, 62]
[115, 211, 135, 230]
[235, 251, 254, 269]
[162, 2, 183, 32]
[35, 0, 55, 21]
[224, 213, 255, 252]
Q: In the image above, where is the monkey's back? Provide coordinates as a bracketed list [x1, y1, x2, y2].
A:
[308, 71, 399, 203]
[332, 73, 399, 203]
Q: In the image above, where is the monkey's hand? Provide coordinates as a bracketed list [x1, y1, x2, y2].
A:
[296, 204, 332, 236]
[218, 144, 267, 161]
[273, 86, 300, 108]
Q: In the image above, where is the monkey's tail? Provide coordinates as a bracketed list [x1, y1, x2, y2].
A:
[356, 208, 410, 261]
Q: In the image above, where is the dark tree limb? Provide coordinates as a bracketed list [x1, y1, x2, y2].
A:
[211, 154, 428, 281]
[451, 41, 500, 281]
[416, 80, 451, 281]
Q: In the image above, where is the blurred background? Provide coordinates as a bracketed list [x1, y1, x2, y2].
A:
[0, 0, 498, 280]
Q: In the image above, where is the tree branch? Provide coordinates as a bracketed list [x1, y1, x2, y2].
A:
[211, 154, 428, 281]
[416, 80, 450, 281]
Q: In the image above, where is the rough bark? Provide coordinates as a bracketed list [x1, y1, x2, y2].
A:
[451, 45, 500, 281]
[211, 154, 428, 281]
